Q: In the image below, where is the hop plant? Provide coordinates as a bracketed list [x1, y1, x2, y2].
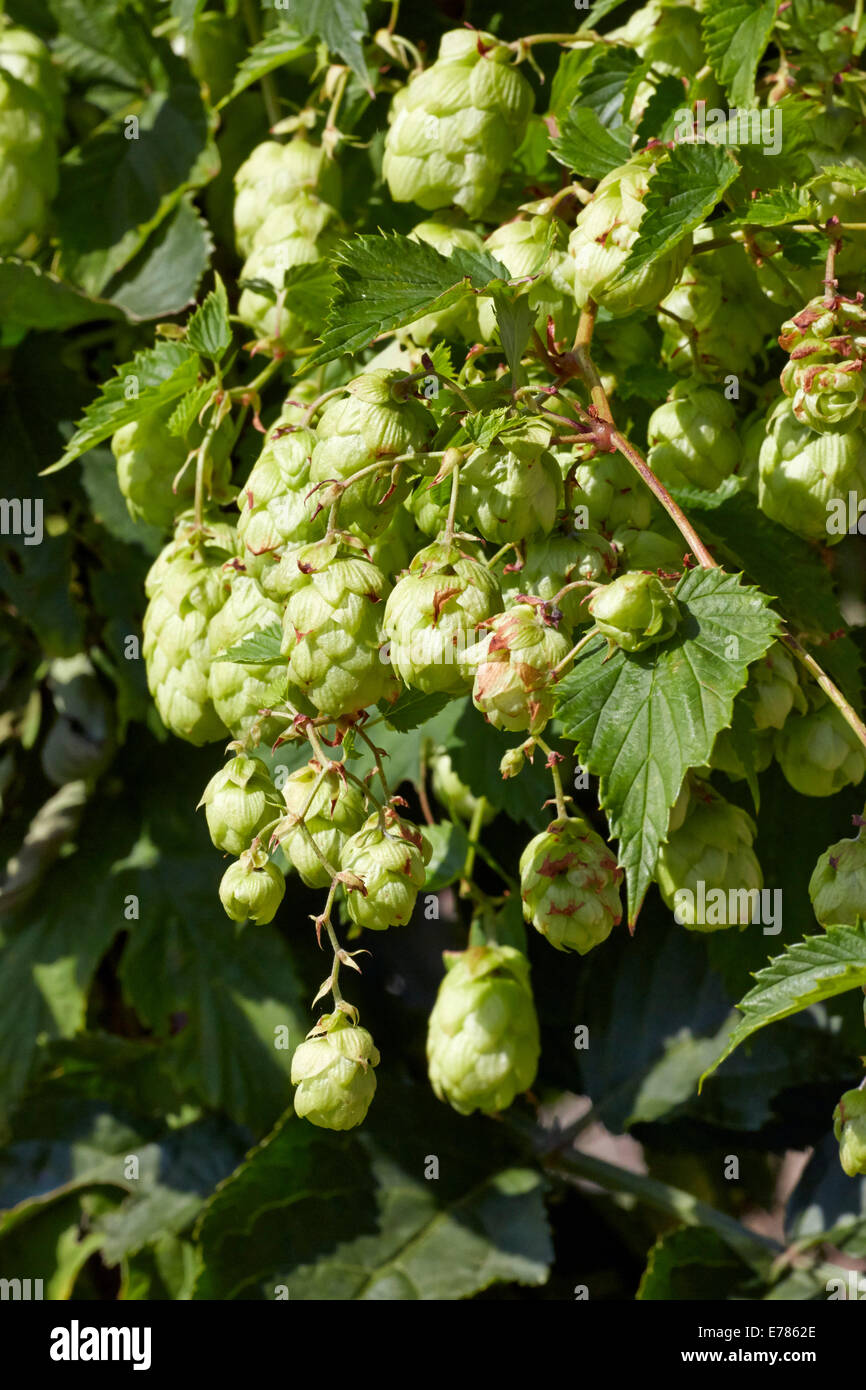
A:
[588, 571, 680, 653]
[809, 816, 866, 927]
[383, 28, 533, 218]
[657, 232, 775, 378]
[655, 783, 763, 931]
[519, 815, 623, 953]
[568, 447, 655, 534]
[778, 292, 866, 431]
[111, 408, 234, 532]
[758, 396, 866, 543]
[426, 945, 540, 1115]
[142, 519, 238, 745]
[463, 602, 571, 735]
[341, 809, 431, 931]
[309, 370, 435, 537]
[404, 213, 484, 344]
[833, 1089, 866, 1177]
[647, 378, 742, 491]
[383, 538, 503, 695]
[775, 696, 866, 797]
[477, 215, 579, 343]
[0, 25, 62, 251]
[236, 421, 322, 577]
[291, 1011, 380, 1131]
[280, 538, 398, 718]
[233, 137, 341, 257]
[237, 192, 342, 344]
[497, 529, 617, 629]
[218, 844, 286, 925]
[278, 760, 366, 889]
[199, 754, 282, 856]
[568, 149, 691, 316]
[207, 576, 290, 743]
[459, 424, 563, 544]
[610, 525, 684, 574]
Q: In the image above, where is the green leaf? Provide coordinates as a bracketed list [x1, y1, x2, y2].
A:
[609, 144, 741, 292]
[49, 0, 167, 87]
[423, 822, 471, 892]
[722, 187, 819, 227]
[491, 292, 532, 387]
[102, 196, 214, 322]
[0, 1195, 104, 1298]
[307, 234, 508, 367]
[379, 688, 452, 733]
[701, 0, 778, 110]
[192, 1080, 552, 1299]
[219, 23, 311, 107]
[551, 107, 633, 179]
[638, 1227, 749, 1299]
[699, 923, 866, 1086]
[577, 0, 631, 30]
[279, 259, 338, 333]
[635, 73, 691, 145]
[282, 0, 372, 87]
[579, 45, 643, 128]
[186, 273, 232, 363]
[554, 567, 780, 922]
[0, 259, 124, 331]
[809, 163, 866, 192]
[45, 341, 202, 474]
[211, 623, 283, 666]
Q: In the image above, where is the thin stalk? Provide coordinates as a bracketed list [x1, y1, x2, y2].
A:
[550, 626, 601, 679]
[534, 735, 569, 818]
[240, 0, 281, 127]
[459, 796, 489, 897]
[443, 465, 461, 542]
[355, 725, 392, 804]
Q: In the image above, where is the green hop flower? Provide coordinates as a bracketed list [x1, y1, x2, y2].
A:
[588, 570, 680, 653]
[809, 816, 866, 927]
[111, 406, 233, 532]
[568, 446, 655, 534]
[463, 602, 572, 735]
[0, 25, 62, 251]
[459, 424, 563, 544]
[291, 1011, 380, 1131]
[236, 421, 322, 577]
[383, 29, 533, 218]
[142, 519, 238, 745]
[610, 525, 684, 574]
[758, 396, 866, 543]
[341, 809, 431, 931]
[647, 378, 742, 490]
[497, 528, 617, 629]
[568, 150, 692, 316]
[775, 697, 866, 797]
[426, 945, 540, 1115]
[404, 212, 484, 344]
[833, 1090, 866, 1177]
[655, 783, 763, 931]
[708, 723, 774, 782]
[277, 760, 366, 889]
[519, 815, 623, 953]
[199, 754, 282, 856]
[310, 370, 435, 537]
[207, 575, 292, 744]
[280, 538, 399, 718]
[219, 844, 286, 925]
[383, 538, 502, 695]
[233, 137, 341, 257]
[783, 356, 865, 433]
[237, 192, 342, 344]
[743, 642, 808, 732]
[657, 231, 775, 378]
[430, 747, 494, 824]
[477, 216, 579, 344]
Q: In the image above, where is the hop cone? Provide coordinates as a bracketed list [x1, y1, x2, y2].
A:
[588, 571, 680, 653]
[464, 602, 571, 735]
[647, 378, 741, 490]
[610, 525, 684, 574]
[219, 845, 285, 925]
[833, 1090, 866, 1178]
[497, 530, 617, 629]
[426, 945, 540, 1115]
[292, 1012, 379, 1131]
[278, 760, 366, 889]
[809, 818, 866, 927]
[341, 810, 431, 931]
[383, 29, 533, 218]
[199, 754, 282, 856]
[519, 815, 623, 953]
[112, 407, 233, 531]
[568, 150, 691, 316]
[459, 425, 563, 544]
[236, 421, 322, 578]
[657, 233, 775, 378]
[237, 192, 342, 344]
[207, 575, 290, 743]
[383, 539, 503, 695]
[142, 519, 238, 745]
[655, 783, 762, 931]
[758, 396, 866, 544]
[233, 137, 341, 257]
[775, 697, 866, 797]
[569, 448, 655, 533]
[0, 26, 62, 251]
[280, 538, 399, 718]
